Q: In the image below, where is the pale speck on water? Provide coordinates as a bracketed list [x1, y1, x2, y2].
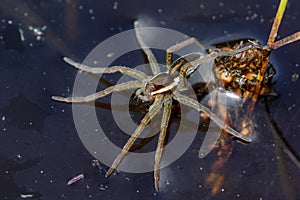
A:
[113, 2, 118, 10]
[292, 73, 299, 82]
[107, 52, 114, 58]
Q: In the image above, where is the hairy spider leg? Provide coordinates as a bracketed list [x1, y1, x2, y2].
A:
[166, 37, 208, 69]
[106, 95, 164, 177]
[51, 57, 149, 103]
[174, 92, 252, 142]
[62, 57, 147, 81]
[154, 94, 172, 191]
[167, 39, 258, 93]
[134, 21, 160, 75]
[52, 80, 143, 103]
[179, 44, 259, 77]
[161, 37, 208, 91]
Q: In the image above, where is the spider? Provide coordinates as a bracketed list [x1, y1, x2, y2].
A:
[52, 0, 300, 190]
[52, 21, 255, 190]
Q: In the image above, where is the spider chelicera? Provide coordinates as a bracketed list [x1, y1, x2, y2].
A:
[52, 18, 299, 190]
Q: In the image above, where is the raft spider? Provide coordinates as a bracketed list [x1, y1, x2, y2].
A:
[52, 21, 254, 190]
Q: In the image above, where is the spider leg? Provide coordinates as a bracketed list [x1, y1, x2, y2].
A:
[154, 94, 172, 191]
[135, 88, 150, 102]
[179, 44, 257, 77]
[166, 38, 208, 69]
[63, 57, 148, 81]
[134, 21, 160, 75]
[174, 92, 252, 143]
[105, 95, 164, 177]
[52, 80, 142, 103]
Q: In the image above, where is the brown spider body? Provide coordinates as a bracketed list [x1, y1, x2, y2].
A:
[144, 53, 204, 101]
[144, 73, 174, 101]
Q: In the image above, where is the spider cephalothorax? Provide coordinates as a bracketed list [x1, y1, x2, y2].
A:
[143, 73, 175, 101]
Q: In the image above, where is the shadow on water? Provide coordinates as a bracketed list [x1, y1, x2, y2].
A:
[0, 93, 50, 134]
[0, 156, 42, 199]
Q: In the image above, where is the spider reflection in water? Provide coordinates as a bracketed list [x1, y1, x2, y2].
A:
[52, 18, 300, 190]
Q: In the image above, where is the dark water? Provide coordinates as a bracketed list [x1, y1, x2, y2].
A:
[0, 0, 300, 199]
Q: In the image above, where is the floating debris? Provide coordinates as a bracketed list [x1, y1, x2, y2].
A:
[99, 184, 108, 191]
[91, 159, 100, 167]
[19, 28, 25, 41]
[113, 2, 118, 10]
[292, 73, 299, 82]
[28, 25, 47, 41]
[107, 52, 114, 58]
[88, 9, 94, 14]
[91, 159, 104, 173]
[20, 194, 34, 198]
[67, 174, 84, 185]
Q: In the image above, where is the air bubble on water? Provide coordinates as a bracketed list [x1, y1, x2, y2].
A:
[88, 9, 94, 14]
[113, 2, 118, 10]
[107, 52, 114, 58]
[28, 25, 47, 41]
[292, 73, 299, 82]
